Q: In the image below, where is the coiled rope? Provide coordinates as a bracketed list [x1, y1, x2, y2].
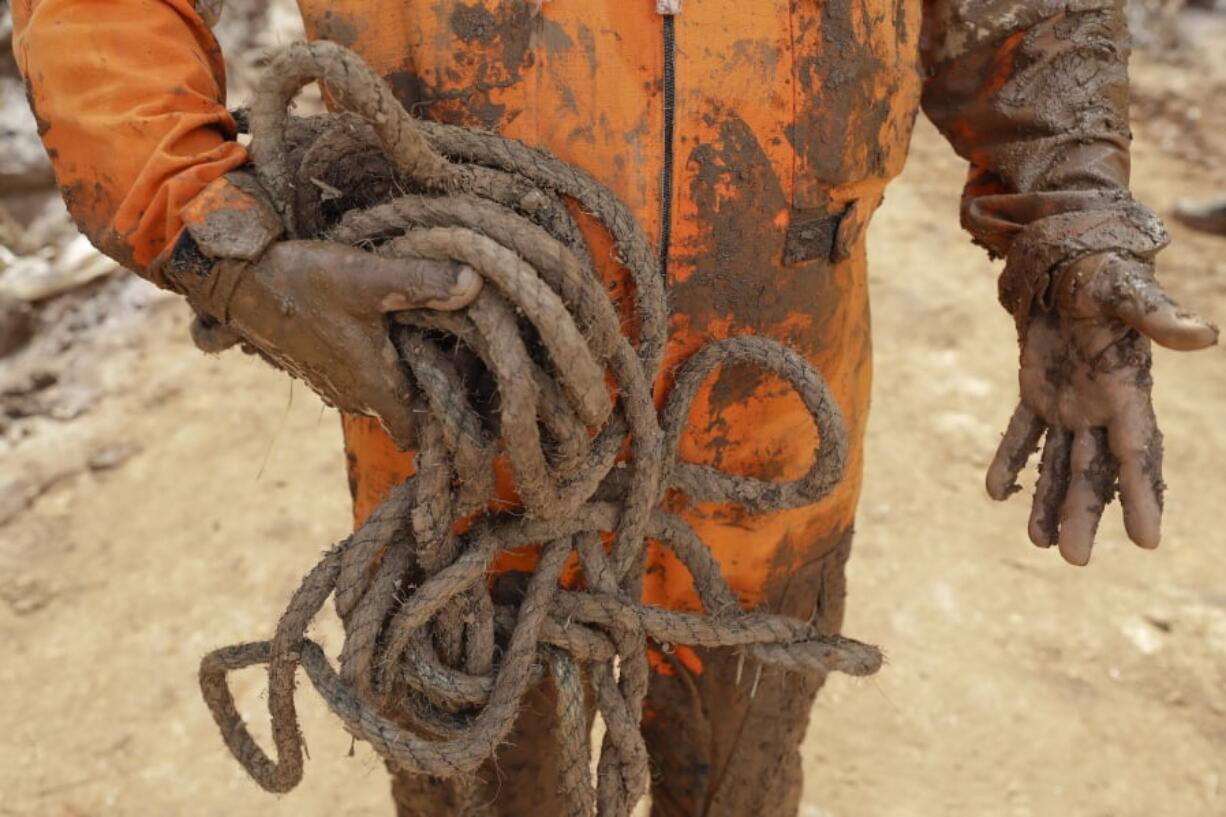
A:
[198, 41, 882, 817]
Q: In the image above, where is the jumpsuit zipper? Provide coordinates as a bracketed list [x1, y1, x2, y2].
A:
[659, 13, 677, 281]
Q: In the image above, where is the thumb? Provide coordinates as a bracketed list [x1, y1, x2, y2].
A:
[369, 256, 482, 313]
[1110, 289, 1219, 352]
[272, 241, 483, 312]
[1064, 253, 1219, 351]
[350, 337, 420, 450]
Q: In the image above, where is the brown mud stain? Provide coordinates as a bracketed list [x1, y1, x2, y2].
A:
[671, 107, 838, 347]
[375, 2, 528, 128]
[312, 10, 362, 47]
[789, 0, 911, 205]
[385, 1, 573, 131]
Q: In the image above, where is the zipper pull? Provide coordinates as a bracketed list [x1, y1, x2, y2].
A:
[656, 0, 682, 14]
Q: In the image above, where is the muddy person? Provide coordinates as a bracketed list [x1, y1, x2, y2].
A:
[11, 1, 1222, 815]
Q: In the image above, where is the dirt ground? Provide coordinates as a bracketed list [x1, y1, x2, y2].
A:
[3, 14, 1226, 817]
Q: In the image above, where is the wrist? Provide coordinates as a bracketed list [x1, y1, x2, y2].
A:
[162, 171, 284, 323]
[997, 199, 1169, 330]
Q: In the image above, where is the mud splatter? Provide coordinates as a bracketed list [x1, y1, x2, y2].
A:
[790, 0, 891, 200]
[385, 1, 545, 130]
[671, 107, 838, 352]
[312, 10, 361, 47]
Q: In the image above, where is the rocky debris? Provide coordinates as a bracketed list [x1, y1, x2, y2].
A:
[0, 468, 72, 528]
[2, 368, 101, 425]
[0, 66, 122, 354]
[0, 78, 54, 193]
[216, 0, 323, 114]
[0, 274, 172, 448]
[212, 0, 274, 98]
[87, 441, 143, 472]
[0, 16, 54, 194]
[0, 573, 56, 616]
[0, 294, 33, 357]
[0, 191, 79, 254]
[0, 233, 120, 304]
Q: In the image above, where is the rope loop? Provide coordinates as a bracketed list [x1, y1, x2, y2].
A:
[200, 41, 882, 815]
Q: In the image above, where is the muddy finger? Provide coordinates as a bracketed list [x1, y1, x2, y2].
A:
[1114, 296, 1218, 351]
[354, 343, 418, 450]
[1087, 259, 1220, 351]
[376, 260, 482, 312]
[1056, 428, 1116, 567]
[1108, 401, 1164, 550]
[1028, 428, 1072, 549]
[987, 403, 1046, 501]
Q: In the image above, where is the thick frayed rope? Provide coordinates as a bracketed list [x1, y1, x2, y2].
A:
[199, 41, 881, 817]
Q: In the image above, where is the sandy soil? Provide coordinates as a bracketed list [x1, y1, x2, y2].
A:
[2, 16, 1225, 817]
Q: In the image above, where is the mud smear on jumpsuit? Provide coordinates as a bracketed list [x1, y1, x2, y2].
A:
[380, 2, 574, 131]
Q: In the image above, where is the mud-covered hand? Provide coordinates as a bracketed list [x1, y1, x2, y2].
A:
[165, 173, 482, 448]
[986, 253, 1218, 565]
[231, 242, 479, 447]
[922, 1, 1223, 562]
[171, 235, 480, 449]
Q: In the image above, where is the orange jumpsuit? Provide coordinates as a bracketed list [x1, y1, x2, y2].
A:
[13, 1, 1152, 814]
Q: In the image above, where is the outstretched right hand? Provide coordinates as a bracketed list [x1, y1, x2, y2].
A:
[986, 252, 1217, 565]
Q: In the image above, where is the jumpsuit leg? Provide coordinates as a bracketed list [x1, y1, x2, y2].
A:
[642, 530, 854, 817]
[388, 679, 578, 817]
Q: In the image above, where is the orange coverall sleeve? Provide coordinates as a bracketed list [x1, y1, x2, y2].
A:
[11, 0, 249, 283]
[920, 0, 1169, 324]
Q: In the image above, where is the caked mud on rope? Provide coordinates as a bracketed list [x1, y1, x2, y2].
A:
[199, 41, 882, 817]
